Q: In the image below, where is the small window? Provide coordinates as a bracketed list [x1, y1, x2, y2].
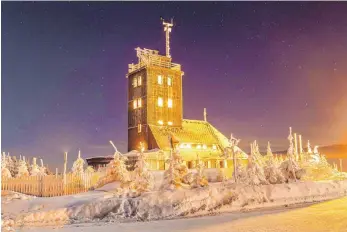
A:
[168, 98, 173, 108]
[138, 124, 142, 133]
[158, 120, 163, 125]
[158, 97, 163, 107]
[168, 77, 172, 86]
[168, 121, 173, 126]
[157, 75, 163, 85]
[133, 77, 137, 87]
[133, 100, 137, 109]
[138, 76, 142, 86]
[138, 98, 142, 108]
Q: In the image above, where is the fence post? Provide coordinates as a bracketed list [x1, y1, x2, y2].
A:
[63, 152, 68, 194]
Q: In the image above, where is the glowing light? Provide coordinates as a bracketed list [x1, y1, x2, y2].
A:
[197, 144, 202, 149]
[168, 76, 172, 86]
[179, 144, 185, 148]
[158, 75, 163, 85]
[202, 144, 207, 150]
[133, 100, 137, 109]
[158, 97, 163, 107]
[187, 144, 192, 149]
[138, 76, 142, 86]
[212, 144, 217, 150]
[158, 120, 163, 125]
[168, 121, 173, 125]
[138, 98, 142, 108]
[168, 98, 173, 108]
[138, 124, 142, 133]
[133, 77, 138, 87]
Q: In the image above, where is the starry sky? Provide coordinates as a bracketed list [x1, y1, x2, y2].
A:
[2, 2, 347, 169]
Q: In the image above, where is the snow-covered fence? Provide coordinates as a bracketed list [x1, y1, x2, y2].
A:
[1, 172, 102, 197]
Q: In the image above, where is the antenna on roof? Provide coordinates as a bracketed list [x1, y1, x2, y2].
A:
[162, 18, 174, 58]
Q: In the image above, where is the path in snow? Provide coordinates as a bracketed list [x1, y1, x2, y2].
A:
[20, 197, 347, 232]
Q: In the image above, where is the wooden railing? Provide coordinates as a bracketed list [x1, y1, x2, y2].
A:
[1, 172, 102, 197]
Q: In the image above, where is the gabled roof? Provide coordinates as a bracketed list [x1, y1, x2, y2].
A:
[149, 119, 228, 150]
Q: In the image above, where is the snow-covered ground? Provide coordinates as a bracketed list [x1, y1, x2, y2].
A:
[2, 179, 347, 231]
[18, 197, 347, 232]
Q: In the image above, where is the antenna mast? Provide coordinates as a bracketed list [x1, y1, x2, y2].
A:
[162, 18, 173, 58]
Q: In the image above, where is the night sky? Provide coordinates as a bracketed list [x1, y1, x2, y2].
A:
[2, 2, 347, 169]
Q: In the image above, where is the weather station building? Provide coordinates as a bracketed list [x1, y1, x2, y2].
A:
[87, 20, 247, 171]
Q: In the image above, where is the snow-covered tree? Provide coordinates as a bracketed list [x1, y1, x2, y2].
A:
[71, 150, 85, 175]
[191, 154, 208, 188]
[161, 135, 192, 190]
[132, 143, 154, 193]
[16, 157, 29, 178]
[30, 158, 41, 176]
[307, 140, 313, 154]
[1, 153, 12, 178]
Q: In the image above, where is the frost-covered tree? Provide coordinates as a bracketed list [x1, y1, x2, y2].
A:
[16, 157, 29, 177]
[30, 158, 41, 176]
[161, 135, 192, 190]
[71, 150, 85, 175]
[191, 154, 208, 188]
[1, 153, 12, 178]
[132, 143, 154, 193]
[103, 142, 132, 190]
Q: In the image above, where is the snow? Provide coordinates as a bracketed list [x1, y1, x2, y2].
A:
[2, 179, 347, 230]
[12, 196, 347, 232]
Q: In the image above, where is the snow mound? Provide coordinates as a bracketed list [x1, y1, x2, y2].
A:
[9, 180, 347, 228]
[1, 191, 36, 204]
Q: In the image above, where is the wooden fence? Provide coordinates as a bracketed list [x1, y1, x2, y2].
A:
[1, 172, 102, 197]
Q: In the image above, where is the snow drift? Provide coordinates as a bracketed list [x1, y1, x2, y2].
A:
[8, 180, 347, 228]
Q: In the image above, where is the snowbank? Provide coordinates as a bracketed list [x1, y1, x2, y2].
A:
[6, 180, 347, 228]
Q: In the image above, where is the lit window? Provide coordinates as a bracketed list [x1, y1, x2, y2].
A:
[187, 144, 192, 149]
[158, 120, 163, 125]
[157, 75, 163, 85]
[133, 100, 137, 109]
[158, 97, 163, 107]
[196, 144, 202, 149]
[203, 144, 207, 150]
[168, 77, 172, 86]
[138, 98, 142, 108]
[138, 124, 142, 133]
[138, 76, 142, 86]
[212, 144, 217, 150]
[168, 121, 173, 125]
[168, 98, 173, 108]
[133, 77, 137, 87]
[179, 144, 185, 149]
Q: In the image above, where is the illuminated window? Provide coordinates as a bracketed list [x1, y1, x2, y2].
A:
[138, 124, 142, 133]
[187, 144, 192, 149]
[133, 100, 137, 109]
[137, 98, 142, 108]
[158, 75, 163, 85]
[158, 97, 163, 107]
[133, 77, 137, 87]
[196, 144, 202, 149]
[168, 77, 172, 86]
[158, 120, 163, 125]
[138, 76, 142, 86]
[203, 144, 207, 150]
[179, 144, 185, 149]
[168, 98, 173, 108]
[168, 121, 173, 126]
[212, 144, 217, 150]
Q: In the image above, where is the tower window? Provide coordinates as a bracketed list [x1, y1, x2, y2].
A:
[158, 120, 163, 125]
[168, 98, 173, 108]
[168, 77, 172, 86]
[138, 76, 142, 86]
[138, 98, 142, 108]
[133, 77, 138, 88]
[138, 124, 142, 133]
[168, 121, 173, 126]
[157, 75, 163, 85]
[158, 97, 163, 107]
[133, 100, 138, 109]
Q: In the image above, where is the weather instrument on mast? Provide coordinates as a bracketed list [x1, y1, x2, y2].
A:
[162, 18, 174, 58]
